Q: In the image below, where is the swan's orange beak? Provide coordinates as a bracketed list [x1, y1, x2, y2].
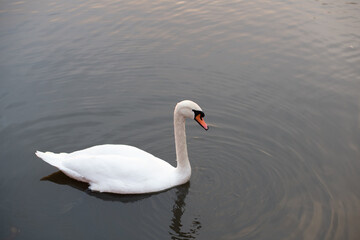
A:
[195, 113, 209, 131]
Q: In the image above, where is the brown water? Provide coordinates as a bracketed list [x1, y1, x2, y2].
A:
[1, 0, 359, 239]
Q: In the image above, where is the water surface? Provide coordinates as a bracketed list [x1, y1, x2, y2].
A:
[1, 0, 359, 239]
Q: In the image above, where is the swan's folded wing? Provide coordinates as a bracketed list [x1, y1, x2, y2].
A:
[61, 153, 174, 184]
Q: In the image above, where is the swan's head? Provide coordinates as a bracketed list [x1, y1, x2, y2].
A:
[175, 100, 209, 131]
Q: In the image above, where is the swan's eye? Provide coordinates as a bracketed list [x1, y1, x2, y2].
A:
[192, 110, 205, 120]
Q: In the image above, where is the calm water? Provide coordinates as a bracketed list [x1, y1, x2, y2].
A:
[1, 0, 359, 239]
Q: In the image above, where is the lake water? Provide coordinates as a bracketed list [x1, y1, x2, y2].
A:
[1, 0, 359, 239]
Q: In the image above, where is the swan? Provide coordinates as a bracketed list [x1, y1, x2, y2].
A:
[36, 100, 208, 194]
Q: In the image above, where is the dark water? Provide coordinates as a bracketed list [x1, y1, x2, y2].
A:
[1, 0, 359, 239]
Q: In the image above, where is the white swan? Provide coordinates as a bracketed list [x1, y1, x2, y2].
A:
[36, 100, 208, 194]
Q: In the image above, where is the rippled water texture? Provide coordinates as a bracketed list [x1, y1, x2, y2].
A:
[1, 0, 359, 239]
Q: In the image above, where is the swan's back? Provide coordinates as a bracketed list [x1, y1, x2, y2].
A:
[70, 144, 153, 158]
[36, 144, 177, 194]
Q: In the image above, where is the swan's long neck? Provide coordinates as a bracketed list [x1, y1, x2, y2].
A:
[174, 110, 191, 176]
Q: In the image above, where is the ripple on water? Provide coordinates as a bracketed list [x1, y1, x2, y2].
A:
[187, 108, 359, 240]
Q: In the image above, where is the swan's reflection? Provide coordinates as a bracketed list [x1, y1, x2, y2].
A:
[42, 171, 202, 238]
[169, 183, 202, 239]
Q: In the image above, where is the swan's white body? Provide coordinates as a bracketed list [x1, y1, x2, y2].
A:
[36, 100, 208, 194]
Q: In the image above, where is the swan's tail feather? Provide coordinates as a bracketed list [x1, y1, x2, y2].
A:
[35, 151, 65, 169]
